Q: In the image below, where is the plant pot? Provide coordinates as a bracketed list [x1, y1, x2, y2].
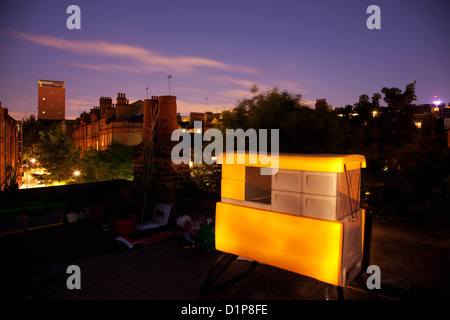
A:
[66, 212, 78, 223]
[113, 215, 136, 237]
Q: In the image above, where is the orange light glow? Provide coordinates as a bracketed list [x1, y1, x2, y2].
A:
[216, 152, 366, 286]
[215, 202, 344, 286]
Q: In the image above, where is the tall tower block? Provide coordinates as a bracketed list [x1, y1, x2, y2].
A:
[38, 79, 65, 120]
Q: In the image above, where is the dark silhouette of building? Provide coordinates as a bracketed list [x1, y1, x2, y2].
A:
[414, 102, 450, 149]
[315, 98, 329, 111]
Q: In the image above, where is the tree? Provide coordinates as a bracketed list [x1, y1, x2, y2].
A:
[354, 93, 381, 122]
[21, 114, 55, 162]
[21, 114, 39, 161]
[379, 81, 418, 148]
[337, 82, 450, 225]
[220, 86, 348, 153]
[381, 81, 417, 117]
[76, 142, 135, 183]
[34, 125, 80, 184]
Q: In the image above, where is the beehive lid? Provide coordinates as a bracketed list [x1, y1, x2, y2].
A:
[218, 152, 366, 173]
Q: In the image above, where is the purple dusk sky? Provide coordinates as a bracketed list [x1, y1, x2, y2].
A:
[0, 0, 449, 120]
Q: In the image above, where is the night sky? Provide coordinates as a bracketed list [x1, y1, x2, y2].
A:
[0, 0, 449, 120]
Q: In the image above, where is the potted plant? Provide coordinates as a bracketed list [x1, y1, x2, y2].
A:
[111, 203, 136, 237]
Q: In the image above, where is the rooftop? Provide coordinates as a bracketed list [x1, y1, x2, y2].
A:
[1, 194, 449, 303]
[38, 79, 65, 88]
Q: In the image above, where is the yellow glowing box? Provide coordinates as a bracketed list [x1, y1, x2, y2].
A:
[215, 152, 366, 287]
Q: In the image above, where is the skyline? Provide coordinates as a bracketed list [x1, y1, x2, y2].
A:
[0, 0, 449, 120]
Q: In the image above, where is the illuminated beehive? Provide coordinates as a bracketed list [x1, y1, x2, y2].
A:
[215, 153, 366, 287]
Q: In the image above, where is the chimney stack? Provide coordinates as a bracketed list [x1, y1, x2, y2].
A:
[143, 96, 159, 141]
[157, 95, 178, 140]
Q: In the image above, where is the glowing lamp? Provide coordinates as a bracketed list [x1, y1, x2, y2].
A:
[73, 170, 81, 177]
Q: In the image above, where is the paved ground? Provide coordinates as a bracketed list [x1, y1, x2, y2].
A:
[1, 213, 449, 305]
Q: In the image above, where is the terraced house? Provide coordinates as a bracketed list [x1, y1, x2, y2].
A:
[67, 93, 145, 153]
[0, 102, 22, 186]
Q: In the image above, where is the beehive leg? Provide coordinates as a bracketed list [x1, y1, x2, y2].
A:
[324, 285, 344, 300]
[201, 253, 259, 296]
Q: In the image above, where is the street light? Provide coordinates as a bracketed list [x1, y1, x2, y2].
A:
[73, 170, 80, 177]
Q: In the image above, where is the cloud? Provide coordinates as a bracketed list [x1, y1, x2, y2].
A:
[66, 97, 97, 110]
[302, 100, 316, 108]
[67, 62, 151, 74]
[7, 30, 258, 74]
[209, 76, 257, 89]
[211, 76, 308, 100]
[221, 89, 255, 100]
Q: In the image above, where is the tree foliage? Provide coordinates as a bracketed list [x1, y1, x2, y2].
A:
[218, 82, 449, 227]
[336, 81, 449, 226]
[21, 115, 55, 161]
[34, 124, 80, 184]
[220, 87, 347, 153]
[189, 163, 221, 193]
[76, 142, 135, 183]
[24, 117, 135, 185]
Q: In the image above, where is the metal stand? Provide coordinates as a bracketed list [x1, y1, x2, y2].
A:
[324, 271, 375, 300]
[203, 255, 378, 300]
[324, 285, 344, 300]
[359, 270, 375, 300]
[201, 253, 259, 296]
